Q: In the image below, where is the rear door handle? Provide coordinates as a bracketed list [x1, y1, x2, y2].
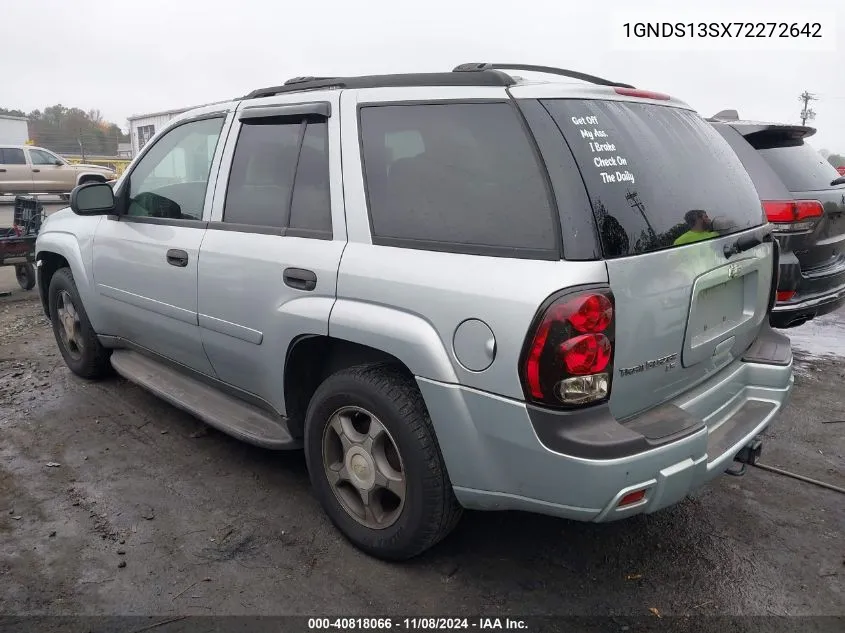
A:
[31, 169, 40, 173]
[0, 169, 6, 172]
[283, 267, 317, 291]
[166, 249, 189, 267]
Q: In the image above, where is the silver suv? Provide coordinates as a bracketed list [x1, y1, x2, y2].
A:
[35, 64, 794, 559]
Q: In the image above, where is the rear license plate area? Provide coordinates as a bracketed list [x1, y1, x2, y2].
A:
[688, 273, 756, 349]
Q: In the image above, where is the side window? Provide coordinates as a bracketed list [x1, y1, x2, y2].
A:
[223, 117, 331, 237]
[29, 149, 59, 165]
[359, 103, 557, 258]
[289, 121, 331, 237]
[127, 117, 224, 221]
[0, 148, 26, 165]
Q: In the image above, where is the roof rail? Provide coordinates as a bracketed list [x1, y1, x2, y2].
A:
[243, 78, 346, 99]
[453, 63, 635, 89]
[242, 69, 515, 100]
[284, 76, 337, 86]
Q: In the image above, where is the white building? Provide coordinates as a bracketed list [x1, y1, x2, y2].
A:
[0, 115, 29, 145]
[127, 101, 227, 157]
[127, 106, 193, 157]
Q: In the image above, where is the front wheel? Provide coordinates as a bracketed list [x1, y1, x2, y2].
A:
[15, 263, 35, 290]
[304, 364, 462, 560]
[48, 268, 111, 378]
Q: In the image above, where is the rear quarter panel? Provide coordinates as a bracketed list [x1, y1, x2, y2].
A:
[335, 86, 608, 397]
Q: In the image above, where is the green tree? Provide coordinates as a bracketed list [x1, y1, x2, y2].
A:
[3, 104, 128, 156]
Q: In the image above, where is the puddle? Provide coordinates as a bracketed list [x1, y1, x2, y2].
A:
[785, 310, 845, 361]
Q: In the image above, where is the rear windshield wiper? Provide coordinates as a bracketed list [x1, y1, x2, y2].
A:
[831, 176, 845, 186]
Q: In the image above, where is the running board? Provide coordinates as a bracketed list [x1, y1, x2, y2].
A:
[109, 350, 300, 450]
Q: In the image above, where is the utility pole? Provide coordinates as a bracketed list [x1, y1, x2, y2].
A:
[799, 91, 817, 126]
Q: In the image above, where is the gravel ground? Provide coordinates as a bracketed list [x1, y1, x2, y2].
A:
[0, 273, 842, 625]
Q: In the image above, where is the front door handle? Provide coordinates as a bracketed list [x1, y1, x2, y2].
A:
[166, 249, 189, 267]
[32, 169, 40, 173]
[0, 169, 6, 172]
[283, 267, 317, 291]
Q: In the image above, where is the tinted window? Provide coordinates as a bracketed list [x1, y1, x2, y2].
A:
[543, 100, 765, 257]
[712, 124, 790, 200]
[128, 117, 224, 220]
[29, 149, 59, 165]
[1, 148, 26, 165]
[752, 138, 841, 192]
[289, 121, 332, 236]
[224, 120, 301, 228]
[359, 103, 557, 258]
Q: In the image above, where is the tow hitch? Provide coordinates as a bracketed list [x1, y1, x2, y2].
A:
[726, 436, 763, 477]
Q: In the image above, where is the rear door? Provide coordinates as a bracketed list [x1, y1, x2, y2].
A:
[540, 98, 772, 419]
[746, 131, 845, 275]
[198, 92, 345, 415]
[0, 147, 33, 193]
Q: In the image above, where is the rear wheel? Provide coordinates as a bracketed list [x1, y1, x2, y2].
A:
[304, 364, 461, 560]
[48, 268, 111, 378]
[15, 263, 35, 290]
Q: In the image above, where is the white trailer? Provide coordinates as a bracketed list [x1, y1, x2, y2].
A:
[0, 115, 29, 145]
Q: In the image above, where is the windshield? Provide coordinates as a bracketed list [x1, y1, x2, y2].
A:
[542, 99, 766, 258]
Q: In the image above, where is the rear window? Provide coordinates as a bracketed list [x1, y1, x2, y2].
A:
[751, 138, 841, 192]
[543, 100, 765, 258]
[359, 102, 558, 259]
[712, 124, 791, 200]
[0, 148, 26, 165]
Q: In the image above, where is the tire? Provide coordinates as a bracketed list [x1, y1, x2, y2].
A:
[48, 267, 111, 379]
[304, 364, 462, 560]
[15, 263, 35, 291]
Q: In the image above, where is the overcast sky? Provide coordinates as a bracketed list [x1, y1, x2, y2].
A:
[5, 0, 844, 151]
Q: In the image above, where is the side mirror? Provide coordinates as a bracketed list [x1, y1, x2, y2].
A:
[54, 159, 63, 166]
[70, 182, 116, 216]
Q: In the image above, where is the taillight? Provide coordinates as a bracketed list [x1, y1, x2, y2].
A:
[613, 87, 671, 100]
[764, 200, 823, 232]
[776, 290, 796, 302]
[520, 288, 615, 408]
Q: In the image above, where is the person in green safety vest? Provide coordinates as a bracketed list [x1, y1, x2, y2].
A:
[673, 209, 719, 246]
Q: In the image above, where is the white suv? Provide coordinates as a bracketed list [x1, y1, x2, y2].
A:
[0, 145, 116, 196]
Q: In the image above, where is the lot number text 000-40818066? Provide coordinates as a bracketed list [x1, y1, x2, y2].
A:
[307, 617, 529, 630]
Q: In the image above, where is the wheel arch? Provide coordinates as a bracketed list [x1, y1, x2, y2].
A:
[284, 335, 416, 438]
[35, 234, 99, 326]
[75, 172, 107, 186]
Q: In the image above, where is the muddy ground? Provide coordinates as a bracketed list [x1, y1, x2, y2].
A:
[0, 263, 842, 622]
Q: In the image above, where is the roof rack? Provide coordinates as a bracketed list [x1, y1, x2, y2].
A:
[453, 63, 635, 89]
[242, 69, 514, 100]
[241, 63, 634, 100]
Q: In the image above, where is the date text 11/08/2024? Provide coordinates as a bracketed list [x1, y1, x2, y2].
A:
[308, 618, 528, 630]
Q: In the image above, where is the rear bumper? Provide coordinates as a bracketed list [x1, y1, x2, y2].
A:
[419, 325, 793, 522]
[772, 252, 845, 327]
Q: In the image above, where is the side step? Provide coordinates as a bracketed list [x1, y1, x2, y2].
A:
[110, 350, 300, 450]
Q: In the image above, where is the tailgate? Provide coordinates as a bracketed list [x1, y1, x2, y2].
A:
[538, 97, 772, 419]
[607, 234, 772, 418]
